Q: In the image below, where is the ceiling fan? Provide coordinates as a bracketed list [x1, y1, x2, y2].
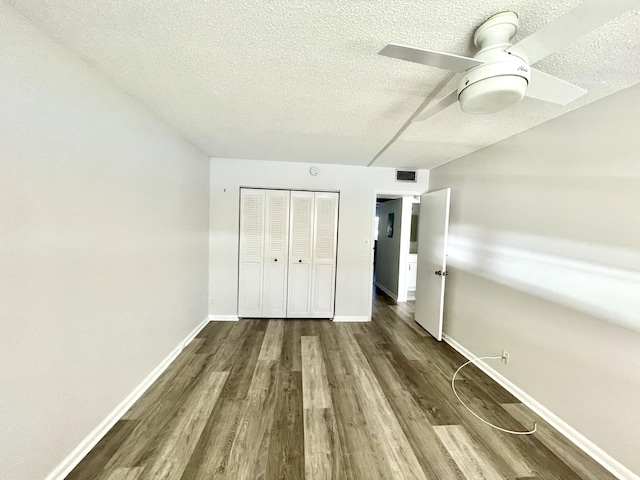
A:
[379, 0, 636, 122]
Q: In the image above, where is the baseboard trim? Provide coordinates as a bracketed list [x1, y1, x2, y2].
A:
[442, 333, 638, 480]
[209, 314, 239, 321]
[374, 282, 398, 301]
[333, 316, 370, 322]
[45, 316, 210, 480]
[183, 317, 210, 346]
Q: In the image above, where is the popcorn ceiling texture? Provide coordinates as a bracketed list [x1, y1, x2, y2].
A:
[7, 0, 640, 168]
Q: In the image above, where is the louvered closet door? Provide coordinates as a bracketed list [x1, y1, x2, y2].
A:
[262, 190, 290, 318]
[311, 192, 339, 318]
[287, 191, 314, 317]
[238, 189, 265, 317]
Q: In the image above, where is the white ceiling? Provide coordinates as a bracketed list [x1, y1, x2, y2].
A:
[7, 0, 640, 169]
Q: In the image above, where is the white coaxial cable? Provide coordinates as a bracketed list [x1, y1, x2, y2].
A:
[451, 355, 537, 435]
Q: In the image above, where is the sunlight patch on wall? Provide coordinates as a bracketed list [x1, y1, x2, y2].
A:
[447, 225, 640, 333]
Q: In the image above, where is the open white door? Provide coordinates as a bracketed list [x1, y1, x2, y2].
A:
[415, 188, 451, 340]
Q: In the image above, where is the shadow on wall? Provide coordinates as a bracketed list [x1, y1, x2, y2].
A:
[447, 224, 640, 334]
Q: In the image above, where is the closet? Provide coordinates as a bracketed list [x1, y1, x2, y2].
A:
[238, 188, 339, 319]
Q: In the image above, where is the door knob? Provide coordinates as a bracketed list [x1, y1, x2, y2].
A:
[275, 258, 278, 262]
[299, 259, 302, 263]
[435, 270, 441, 276]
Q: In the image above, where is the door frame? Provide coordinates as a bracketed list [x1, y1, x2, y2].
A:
[368, 188, 427, 321]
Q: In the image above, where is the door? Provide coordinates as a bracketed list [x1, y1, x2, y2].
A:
[238, 189, 266, 317]
[287, 191, 314, 317]
[262, 190, 290, 318]
[310, 192, 339, 318]
[415, 188, 451, 340]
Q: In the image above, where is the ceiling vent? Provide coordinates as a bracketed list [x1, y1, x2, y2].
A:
[396, 169, 417, 182]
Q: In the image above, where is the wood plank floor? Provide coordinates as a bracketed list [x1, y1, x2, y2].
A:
[67, 289, 616, 480]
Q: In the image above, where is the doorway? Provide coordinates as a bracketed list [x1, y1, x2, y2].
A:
[372, 194, 420, 303]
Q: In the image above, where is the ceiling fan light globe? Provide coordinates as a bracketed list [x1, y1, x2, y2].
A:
[459, 75, 527, 114]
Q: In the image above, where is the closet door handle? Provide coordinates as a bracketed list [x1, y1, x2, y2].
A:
[275, 258, 278, 262]
[299, 259, 302, 263]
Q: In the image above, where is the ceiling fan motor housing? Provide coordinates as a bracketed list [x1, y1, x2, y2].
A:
[457, 57, 530, 114]
[458, 11, 530, 114]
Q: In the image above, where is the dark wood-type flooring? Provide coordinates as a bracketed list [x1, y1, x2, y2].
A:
[67, 289, 616, 479]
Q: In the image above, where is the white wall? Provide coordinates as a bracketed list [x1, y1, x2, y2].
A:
[0, 6, 210, 479]
[209, 158, 429, 320]
[429, 82, 640, 477]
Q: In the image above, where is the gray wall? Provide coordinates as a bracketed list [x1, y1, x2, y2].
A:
[376, 199, 404, 298]
[0, 6, 210, 479]
[429, 82, 640, 476]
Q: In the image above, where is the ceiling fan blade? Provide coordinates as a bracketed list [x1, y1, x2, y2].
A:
[507, 0, 638, 64]
[526, 68, 587, 105]
[379, 43, 483, 72]
[413, 90, 459, 123]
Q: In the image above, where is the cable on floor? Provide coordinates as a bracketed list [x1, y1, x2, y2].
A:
[451, 355, 537, 435]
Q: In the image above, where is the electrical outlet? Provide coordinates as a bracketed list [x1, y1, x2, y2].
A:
[501, 350, 510, 365]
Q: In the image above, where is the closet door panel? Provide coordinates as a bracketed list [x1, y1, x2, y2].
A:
[262, 190, 290, 318]
[312, 264, 334, 315]
[287, 263, 311, 315]
[287, 191, 314, 317]
[240, 262, 263, 314]
[311, 192, 339, 318]
[263, 262, 288, 317]
[238, 189, 265, 317]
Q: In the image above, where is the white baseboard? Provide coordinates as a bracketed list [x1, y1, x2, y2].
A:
[442, 333, 638, 480]
[374, 282, 398, 301]
[45, 316, 210, 480]
[183, 317, 210, 346]
[333, 316, 370, 322]
[209, 314, 239, 321]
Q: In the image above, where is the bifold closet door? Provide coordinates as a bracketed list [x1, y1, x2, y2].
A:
[287, 191, 314, 317]
[238, 189, 290, 318]
[311, 192, 339, 318]
[238, 189, 265, 317]
[239, 188, 338, 319]
[262, 190, 290, 318]
[287, 191, 339, 318]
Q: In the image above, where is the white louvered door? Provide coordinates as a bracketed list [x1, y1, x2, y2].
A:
[311, 192, 339, 318]
[238, 188, 338, 319]
[262, 190, 290, 318]
[287, 191, 314, 317]
[238, 189, 266, 317]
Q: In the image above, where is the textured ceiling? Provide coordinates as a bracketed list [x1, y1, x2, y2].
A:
[6, 0, 640, 169]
